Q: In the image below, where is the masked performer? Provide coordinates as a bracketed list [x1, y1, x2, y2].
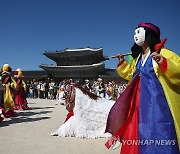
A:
[14, 68, 29, 110]
[105, 23, 180, 154]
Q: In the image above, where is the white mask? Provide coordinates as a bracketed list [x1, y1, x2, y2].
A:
[134, 27, 145, 46]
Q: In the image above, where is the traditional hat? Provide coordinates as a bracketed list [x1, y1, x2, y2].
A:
[138, 23, 160, 38]
[16, 68, 23, 77]
[16, 68, 21, 72]
[138, 23, 167, 51]
[1, 64, 12, 73]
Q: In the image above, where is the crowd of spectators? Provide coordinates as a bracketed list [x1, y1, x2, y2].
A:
[25, 78, 128, 101]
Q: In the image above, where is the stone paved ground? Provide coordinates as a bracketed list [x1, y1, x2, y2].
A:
[0, 98, 120, 154]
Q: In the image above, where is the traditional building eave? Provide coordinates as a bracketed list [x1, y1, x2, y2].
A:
[44, 47, 103, 54]
[40, 62, 104, 71]
[43, 47, 106, 64]
[39, 62, 105, 78]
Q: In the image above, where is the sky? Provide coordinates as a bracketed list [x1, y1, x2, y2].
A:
[0, 0, 180, 71]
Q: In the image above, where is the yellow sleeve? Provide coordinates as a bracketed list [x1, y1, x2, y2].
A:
[116, 59, 136, 81]
[22, 80, 27, 91]
[160, 48, 180, 85]
[11, 77, 18, 90]
[156, 48, 180, 149]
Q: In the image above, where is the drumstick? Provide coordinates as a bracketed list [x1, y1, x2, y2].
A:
[110, 53, 132, 58]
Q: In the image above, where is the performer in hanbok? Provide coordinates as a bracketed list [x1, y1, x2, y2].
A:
[1, 64, 17, 117]
[105, 23, 180, 154]
[106, 82, 116, 100]
[56, 85, 66, 105]
[51, 84, 115, 138]
[14, 68, 29, 110]
[97, 78, 105, 98]
[83, 79, 91, 92]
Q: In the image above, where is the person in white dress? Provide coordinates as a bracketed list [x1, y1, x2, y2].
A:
[56, 86, 66, 105]
[51, 85, 115, 138]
